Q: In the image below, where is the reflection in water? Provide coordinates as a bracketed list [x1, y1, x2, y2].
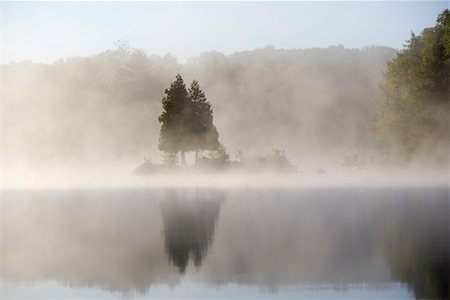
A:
[1, 189, 180, 294]
[1, 187, 448, 299]
[382, 195, 449, 299]
[160, 190, 224, 273]
[195, 188, 448, 300]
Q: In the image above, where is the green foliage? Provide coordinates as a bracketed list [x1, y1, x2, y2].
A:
[158, 74, 191, 153]
[375, 9, 450, 161]
[188, 80, 220, 153]
[158, 75, 220, 164]
[4, 44, 396, 166]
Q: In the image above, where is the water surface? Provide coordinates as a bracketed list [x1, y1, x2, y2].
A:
[1, 187, 448, 299]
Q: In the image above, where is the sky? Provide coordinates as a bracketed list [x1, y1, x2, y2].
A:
[2, 1, 449, 63]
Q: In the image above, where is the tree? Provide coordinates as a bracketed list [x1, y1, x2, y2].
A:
[188, 80, 220, 163]
[375, 9, 450, 162]
[158, 74, 191, 166]
[158, 75, 220, 166]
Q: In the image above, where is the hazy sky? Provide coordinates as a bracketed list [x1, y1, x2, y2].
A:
[2, 1, 448, 63]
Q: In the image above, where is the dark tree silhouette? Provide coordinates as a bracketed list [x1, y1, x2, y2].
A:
[158, 74, 191, 166]
[188, 80, 220, 163]
[158, 75, 220, 166]
[160, 190, 224, 273]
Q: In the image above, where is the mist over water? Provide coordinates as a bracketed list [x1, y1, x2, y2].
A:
[4, 45, 448, 189]
[2, 3, 449, 300]
[1, 188, 448, 299]
[3, 46, 400, 180]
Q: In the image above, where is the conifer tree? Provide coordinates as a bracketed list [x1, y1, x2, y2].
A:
[158, 75, 220, 166]
[188, 80, 220, 163]
[158, 74, 191, 166]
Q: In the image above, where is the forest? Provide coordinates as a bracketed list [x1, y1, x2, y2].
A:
[3, 9, 449, 173]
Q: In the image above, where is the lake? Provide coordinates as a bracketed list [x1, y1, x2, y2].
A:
[1, 187, 448, 299]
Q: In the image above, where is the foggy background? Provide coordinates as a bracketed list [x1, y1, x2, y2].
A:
[3, 45, 396, 171]
[2, 1, 448, 186]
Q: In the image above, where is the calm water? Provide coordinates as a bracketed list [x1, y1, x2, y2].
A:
[0, 187, 448, 299]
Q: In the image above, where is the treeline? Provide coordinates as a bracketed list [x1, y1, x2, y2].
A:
[6, 10, 448, 170]
[138, 73, 298, 172]
[4, 44, 395, 169]
[375, 9, 449, 163]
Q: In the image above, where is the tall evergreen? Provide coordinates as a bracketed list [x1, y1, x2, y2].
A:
[188, 80, 220, 163]
[158, 75, 220, 166]
[158, 74, 191, 166]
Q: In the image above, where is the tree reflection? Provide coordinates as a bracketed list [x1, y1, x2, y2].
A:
[160, 189, 224, 273]
[381, 194, 449, 299]
[1, 187, 447, 299]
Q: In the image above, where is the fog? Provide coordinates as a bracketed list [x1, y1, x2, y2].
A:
[2, 4, 449, 300]
[2, 188, 448, 298]
[3, 44, 448, 188]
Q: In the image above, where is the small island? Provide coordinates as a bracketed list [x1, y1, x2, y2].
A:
[135, 74, 297, 174]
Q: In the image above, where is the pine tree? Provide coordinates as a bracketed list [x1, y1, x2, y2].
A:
[188, 80, 220, 163]
[158, 74, 191, 166]
[158, 76, 220, 166]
